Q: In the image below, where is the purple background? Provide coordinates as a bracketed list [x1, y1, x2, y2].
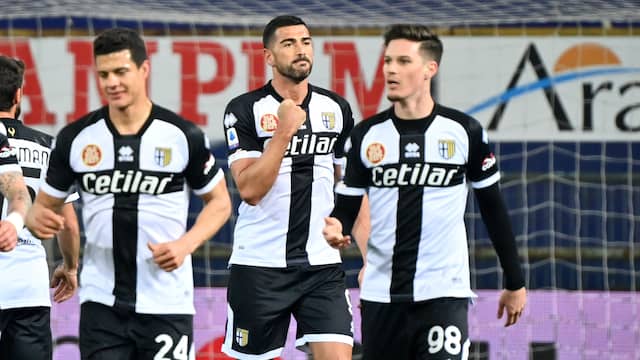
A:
[51, 289, 640, 359]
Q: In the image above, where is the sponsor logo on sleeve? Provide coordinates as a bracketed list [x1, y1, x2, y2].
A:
[482, 153, 496, 171]
[226, 128, 239, 150]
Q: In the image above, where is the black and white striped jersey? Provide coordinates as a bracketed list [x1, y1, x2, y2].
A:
[0, 118, 55, 309]
[224, 81, 354, 267]
[41, 105, 224, 314]
[338, 104, 500, 303]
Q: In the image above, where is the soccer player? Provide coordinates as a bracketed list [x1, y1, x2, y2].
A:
[323, 24, 527, 359]
[222, 15, 357, 360]
[25, 28, 232, 359]
[0, 55, 80, 360]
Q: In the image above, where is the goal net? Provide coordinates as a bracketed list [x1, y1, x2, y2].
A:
[1, 1, 638, 359]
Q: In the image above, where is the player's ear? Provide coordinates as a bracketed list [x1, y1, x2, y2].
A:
[264, 48, 275, 67]
[13, 87, 22, 105]
[424, 60, 438, 80]
[140, 59, 151, 78]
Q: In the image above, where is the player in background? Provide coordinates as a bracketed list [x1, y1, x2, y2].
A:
[222, 15, 365, 360]
[0, 55, 78, 360]
[323, 24, 527, 359]
[25, 28, 232, 359]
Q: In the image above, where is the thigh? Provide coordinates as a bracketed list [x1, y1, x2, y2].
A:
[360, 300, 410, 360]
[294, 265, 353, 344]
[134, 313, 193, 360]
[79, 302, 135, 360]
[412, 298, 470, 360]
[0, 307, 52, 360]
[222, 265, 295, 358]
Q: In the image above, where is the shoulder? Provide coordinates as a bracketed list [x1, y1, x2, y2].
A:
[436, 104, 483, 133]
[226, 85, 273, 112]
[57, 107, 107, 142]
[352, 107, 394, 135]
[150, 104, 206, 143]
[310, 85, 351, 108]
[0, 119, 53, 148]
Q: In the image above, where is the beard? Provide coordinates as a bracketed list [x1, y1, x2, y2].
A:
[276, 59, 312, 83]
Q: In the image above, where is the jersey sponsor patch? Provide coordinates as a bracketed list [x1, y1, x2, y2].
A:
[366, 142, 385, 164]
[226, 128, 239, 150]
[260, 113, 278, 132]
[82, 144, 102, 166]
[371, 162, 463, 187]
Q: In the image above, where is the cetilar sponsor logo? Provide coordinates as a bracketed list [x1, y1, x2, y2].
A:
[466, 43, 640, 133]
[264, 133, 337, 156]
[82, 170, 174, 195]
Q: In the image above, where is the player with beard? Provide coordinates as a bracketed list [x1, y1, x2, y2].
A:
[221, 15, 367, 360]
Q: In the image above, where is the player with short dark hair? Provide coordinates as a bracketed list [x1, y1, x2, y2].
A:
[25, 28, 232, 359]
[324, 24, 527, 359]
[0, 55, 64, 360]
[221, 15, 361, 360]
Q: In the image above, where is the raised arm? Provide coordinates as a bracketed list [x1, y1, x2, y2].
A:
[231, 99, 305, 205]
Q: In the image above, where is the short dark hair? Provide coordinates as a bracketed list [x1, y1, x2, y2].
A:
[93, 27, 148, 67]
[384, 24, 443, 65]
[262, 15, 308, 48]
[0, 55, 25, 112]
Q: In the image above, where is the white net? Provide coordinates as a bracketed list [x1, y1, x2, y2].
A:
[1, 1, 639, 359]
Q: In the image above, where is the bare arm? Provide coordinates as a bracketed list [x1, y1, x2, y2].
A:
[0, 170, 31, 252]
[148, 177, 232, 272]
[25, 191, 66, 240]
[231, 99, 305, 205]
[50, 202, 80, 303]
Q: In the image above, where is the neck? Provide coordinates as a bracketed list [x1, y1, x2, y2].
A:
[271, 75, 308, 104]
[0, 111, 15, 119]
[109, 98, 152, 135]
[394, 95, 435, 120]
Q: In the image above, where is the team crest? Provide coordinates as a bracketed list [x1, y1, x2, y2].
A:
[235, 328, 249, 347]
[438, 139, 455, 160]
[366, 142, 386, 164]
[260, 113, 278, 132]
[7, 127, 15, 137]
[82, 144, 102, 166]
[154, 147, 172, 167]
[321, 112, 336, 130]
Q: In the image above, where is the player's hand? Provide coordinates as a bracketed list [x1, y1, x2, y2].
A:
[147, 241, 189, 272]
[0, 220, 19, 252]
[26, 203, 65, 240]
[323, 217, 351, 249]
[50, 264, 78, 303]
[497, 286, 527, 327]
[276, 99, 306, 139]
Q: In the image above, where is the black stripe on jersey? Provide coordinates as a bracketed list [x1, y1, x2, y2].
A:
[285, 106, 315, 266]
[390, 134, 424, 302]
[112, 136, 141, 309]
[21, 166, 41, 179]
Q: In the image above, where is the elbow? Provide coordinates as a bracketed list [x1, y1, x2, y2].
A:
[238, 189, 264, 206]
